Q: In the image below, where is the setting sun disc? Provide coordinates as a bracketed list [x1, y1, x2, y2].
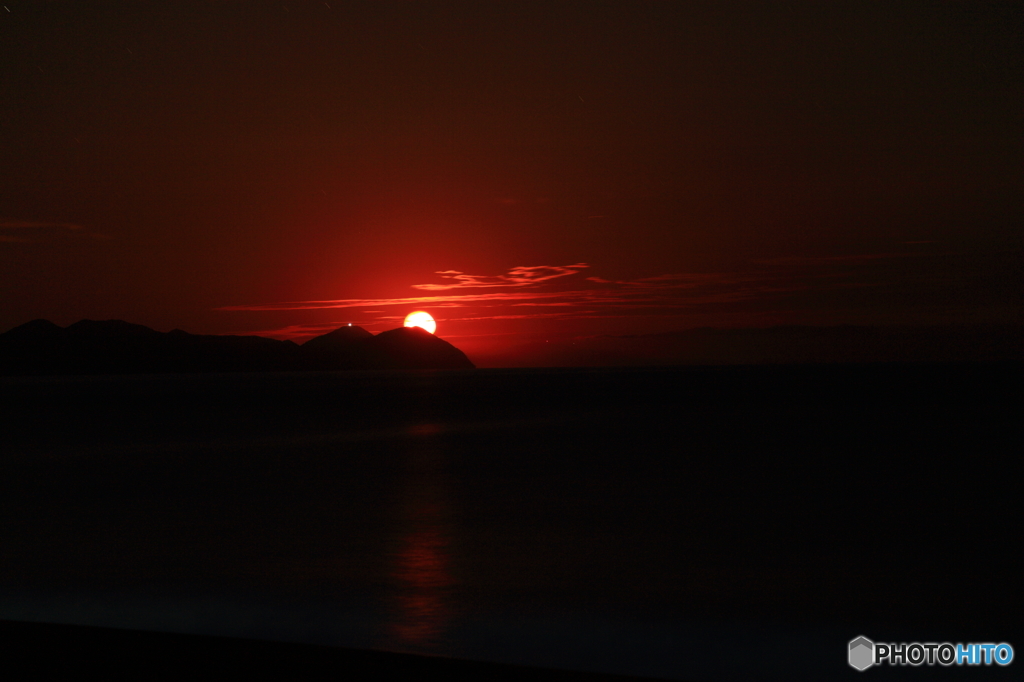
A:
[403, 311, 436, 334]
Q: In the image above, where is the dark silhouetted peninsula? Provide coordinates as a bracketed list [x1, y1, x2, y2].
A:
[0, 320, 474, 376]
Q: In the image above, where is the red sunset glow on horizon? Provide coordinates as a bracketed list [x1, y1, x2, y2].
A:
[0, 3, 1019, 367]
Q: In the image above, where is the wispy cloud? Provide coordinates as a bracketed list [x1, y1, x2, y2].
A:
[219, 271, 794, 316]
[0, 217, 110, 245]
[752, 253, 910, 265]
[587, 272, 745, 288]
[0, 218, 84, 231]
[411, 263, 589, 290]
[220, 252, 919, 334]
[218, 290, 572, 312]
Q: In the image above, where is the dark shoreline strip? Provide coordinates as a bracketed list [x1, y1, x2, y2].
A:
[0, 619, 669, 680]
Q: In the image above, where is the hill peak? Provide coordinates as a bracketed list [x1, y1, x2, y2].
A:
[302, 325, 373, 349]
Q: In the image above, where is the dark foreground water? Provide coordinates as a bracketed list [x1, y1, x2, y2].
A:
[1, 365, 1021, 680]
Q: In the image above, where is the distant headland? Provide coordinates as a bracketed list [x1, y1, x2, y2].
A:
[0, 319, 475, 376]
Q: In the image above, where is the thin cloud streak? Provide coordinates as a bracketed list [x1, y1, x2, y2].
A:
[752, 253, 914, 265]
[217, 290, 573, 311]
[0, 219, 84, 230]
[411, 263, 589, 290]
[0, 217, 112, 246]
[218, 276, 803, 320]
[217, 270, 786, 313]
[587, 272, 762, 288]
[220, 253, 914, 332]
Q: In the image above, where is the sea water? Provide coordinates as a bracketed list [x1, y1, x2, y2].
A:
[1, 366, 1020, 680]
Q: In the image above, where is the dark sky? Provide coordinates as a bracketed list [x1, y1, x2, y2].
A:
[2, 1, 1021, 364]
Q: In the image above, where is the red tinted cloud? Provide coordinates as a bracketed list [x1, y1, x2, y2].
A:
[411, 263, 589, 290]
[0, 219, 84, 230]
[220, 251, 930, 344]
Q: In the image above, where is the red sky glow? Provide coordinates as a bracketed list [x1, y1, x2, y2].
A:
[1, 2, 1020, 366]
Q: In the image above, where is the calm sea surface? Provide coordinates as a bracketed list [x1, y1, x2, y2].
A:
[1, 366, 1020, 680]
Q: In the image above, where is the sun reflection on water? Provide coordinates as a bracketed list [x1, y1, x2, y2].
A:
[391, 526, 452, 644]
[387, 432, 455, 650]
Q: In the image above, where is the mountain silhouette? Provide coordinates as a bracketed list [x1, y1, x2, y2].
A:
[302, 324, 375, 349]
[0, 320, 474, 376]
[300, 324, 375, 370]
[360, 326, 477, 370]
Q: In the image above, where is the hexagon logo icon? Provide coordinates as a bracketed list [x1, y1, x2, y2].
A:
[849, 636, 874, 671]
